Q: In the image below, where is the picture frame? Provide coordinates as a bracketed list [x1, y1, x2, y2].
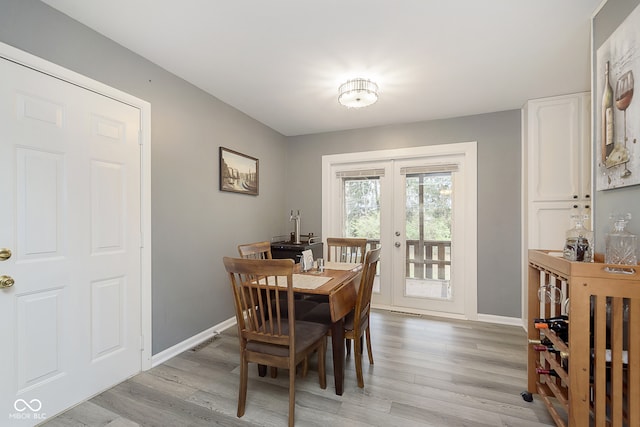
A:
[595, 3, 640, 190]
[219, 147, 259, 195]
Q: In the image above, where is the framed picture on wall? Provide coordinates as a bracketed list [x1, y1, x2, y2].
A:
[595, 2, 640, 190]
[219, 147, 259, 196]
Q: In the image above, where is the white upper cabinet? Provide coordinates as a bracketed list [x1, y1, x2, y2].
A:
[526, 93, 591, 203]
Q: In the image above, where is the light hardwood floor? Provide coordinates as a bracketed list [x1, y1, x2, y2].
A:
[42, 310, 555, 427]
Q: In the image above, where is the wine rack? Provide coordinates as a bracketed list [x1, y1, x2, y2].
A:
[527, 250, 640, 427]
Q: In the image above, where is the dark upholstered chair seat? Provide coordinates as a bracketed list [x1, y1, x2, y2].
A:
[275, 298, 319, 320]
[248, 321, 329, 356]
[302, 303, 358, 330]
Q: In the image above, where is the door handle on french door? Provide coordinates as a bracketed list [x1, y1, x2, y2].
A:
[0, 248, 11, 261]
[395, 242, 401, 248]
[0, 275, 14, 288]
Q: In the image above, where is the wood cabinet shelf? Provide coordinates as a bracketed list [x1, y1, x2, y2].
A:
[527, 250, 639, 427]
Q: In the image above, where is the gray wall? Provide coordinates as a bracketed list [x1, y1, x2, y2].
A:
[592, 0, 640, 251]
[0, 0, 290, 354]
[285, 111, 523, 318]
[0, 0, 541, 355]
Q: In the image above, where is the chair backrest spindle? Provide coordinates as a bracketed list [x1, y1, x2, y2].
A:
[238, 241, 273, 260]
[326, 237, 368, 264]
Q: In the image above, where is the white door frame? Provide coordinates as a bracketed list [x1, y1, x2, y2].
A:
[0, 42, 153, 370]
[322, 142, 478, 320]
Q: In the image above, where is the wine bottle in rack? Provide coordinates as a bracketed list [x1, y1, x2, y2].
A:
[532, 345, 569, 359]
[528, 337, 553, 346]
[534, 320, 568, 343]
[533, 315, 568, 323]
[535, 368, 561, 378]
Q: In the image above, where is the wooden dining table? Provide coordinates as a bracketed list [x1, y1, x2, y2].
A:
[291, 262, 362, 396]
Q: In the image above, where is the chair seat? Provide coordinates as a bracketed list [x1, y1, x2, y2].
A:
[248, 321, 330, 356]
[275, 298, 319, 320]
[301, 302, 356, 331]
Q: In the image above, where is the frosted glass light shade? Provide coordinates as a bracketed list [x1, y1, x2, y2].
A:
[338, 78, 378, 108]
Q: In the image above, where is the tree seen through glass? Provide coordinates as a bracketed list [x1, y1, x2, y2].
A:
[405, 173, 452, 241]
[342, 174, 452, 241]
[343, 178, 380, 239]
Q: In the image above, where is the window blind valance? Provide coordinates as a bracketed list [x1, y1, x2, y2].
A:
[336, 168, 385, 178]
[399, 163, 459, 175]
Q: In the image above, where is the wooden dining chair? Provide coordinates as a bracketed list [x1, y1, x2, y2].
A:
[237, 240, 318, 319]
[223, 257, 329, 427]
[306, 237, 369, 305]
[237, 240, 272, 259]
[237, 241, 317, 378]
[326, 237, 368, 263]
[302, 246, 381, 388]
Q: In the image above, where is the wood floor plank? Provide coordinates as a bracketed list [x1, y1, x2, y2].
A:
[42, 309, 555, 426]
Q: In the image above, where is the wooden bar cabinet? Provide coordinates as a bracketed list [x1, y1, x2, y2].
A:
[527, 249, 639, 427]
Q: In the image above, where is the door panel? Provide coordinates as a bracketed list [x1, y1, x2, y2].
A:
[402, 172, 452, 300]
[17, 288, 64, 390]
[17, 148, 65, 259]
[0, 57, 141, 424]
[393, 159, 465, 314]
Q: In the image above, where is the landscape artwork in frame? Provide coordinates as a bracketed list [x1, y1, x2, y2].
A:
[596, 3, 640, 190]
[220, 147, 259, 195]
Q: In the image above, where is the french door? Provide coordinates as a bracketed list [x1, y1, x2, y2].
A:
[322, 143, 477, 318]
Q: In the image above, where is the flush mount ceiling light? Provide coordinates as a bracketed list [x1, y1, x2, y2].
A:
[338, 78, 379, 108]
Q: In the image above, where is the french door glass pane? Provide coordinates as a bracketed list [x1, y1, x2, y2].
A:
[344, 177, 380, 240]
[343, 177, 381, 291]
[405, 172, 452, 300]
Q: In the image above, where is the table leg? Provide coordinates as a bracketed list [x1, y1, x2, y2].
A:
[330, 319, 345, 395]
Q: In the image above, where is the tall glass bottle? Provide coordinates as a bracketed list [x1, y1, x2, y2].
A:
[605, 213, 637, 267]
[602, 60, 615, 164]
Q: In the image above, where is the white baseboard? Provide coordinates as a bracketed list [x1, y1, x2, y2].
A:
[374, 305, 524, 329]
[477, 313, 525, 328]
[373, 304, 469, 320]
[151, 316, 237, 367]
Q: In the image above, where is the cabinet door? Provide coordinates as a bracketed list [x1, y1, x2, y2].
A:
[527, 93, 590, 202]
[528, 201, 588, 250]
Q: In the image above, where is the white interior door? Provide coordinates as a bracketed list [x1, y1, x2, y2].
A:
[0, 57, 142, 424]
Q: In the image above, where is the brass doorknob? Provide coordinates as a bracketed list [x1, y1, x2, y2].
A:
[0, 248, 11, 261]
[0, 275, 14, 288]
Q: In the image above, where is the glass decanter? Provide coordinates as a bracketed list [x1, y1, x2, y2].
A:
[563, 212, 593, 262]
[605, 213, 637, 267]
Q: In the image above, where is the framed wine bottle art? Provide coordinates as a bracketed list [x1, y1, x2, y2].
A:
[595, 2, 640, 190]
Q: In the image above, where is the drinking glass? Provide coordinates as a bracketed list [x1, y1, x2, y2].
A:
[615, 70, 634, 178]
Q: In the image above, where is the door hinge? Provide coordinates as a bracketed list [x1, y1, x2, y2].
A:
[140, 232, 144, 248]
[140, 335, 145, 351]
[138, 129, 143, 145]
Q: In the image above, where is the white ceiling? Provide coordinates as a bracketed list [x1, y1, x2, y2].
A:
[42, 0, 602, 137]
